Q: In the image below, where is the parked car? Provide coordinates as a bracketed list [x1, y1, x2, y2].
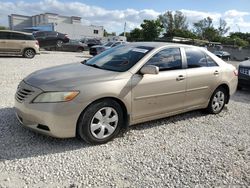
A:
[80, 38, 102, 48]
[0, 30, 39, 58]
[15, 42, 238, 144]
[238, 60, 250, 89]
[90, 41, 126, 56]
[33, 31, 69, 48]
[50, 40, 87, 52]
[213, 51, 231, 61]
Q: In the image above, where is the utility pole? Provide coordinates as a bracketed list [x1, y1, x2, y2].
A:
[124, 22, 126, 37]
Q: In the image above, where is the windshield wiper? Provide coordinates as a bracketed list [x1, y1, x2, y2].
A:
[85, 63, 103, 69]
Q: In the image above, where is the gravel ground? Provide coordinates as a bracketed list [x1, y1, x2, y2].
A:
[0, 52, 249, 187]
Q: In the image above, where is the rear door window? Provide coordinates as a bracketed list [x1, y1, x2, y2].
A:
[185, 48, 208, 68]
[206, 55, 218, 67]
[185, 48, 219, 68]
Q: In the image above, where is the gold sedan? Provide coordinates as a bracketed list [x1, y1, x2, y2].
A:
[15, 42, 238, 144]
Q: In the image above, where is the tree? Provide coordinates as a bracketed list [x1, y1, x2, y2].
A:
[193, 17, 220, 41]
[0, 26, 6, 30]
[218, 19, 230, 36]
[129, 28, 143, 41]
[140, 19, 163, 41]
[104, 30, 116, 37]
[159, 11, 188, 37]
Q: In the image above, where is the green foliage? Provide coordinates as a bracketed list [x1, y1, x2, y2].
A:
[0, 26, 7, 30]
[171, 29, 197, 39]
[129, 28, 143, 41]
[159, 11, 188, 37]
[220, 36, 249, 47]
[193, 17, 215, 40]
[140, 19, 163, 41]
[124, 11, 249, 47]
[104, 30, 116, 37]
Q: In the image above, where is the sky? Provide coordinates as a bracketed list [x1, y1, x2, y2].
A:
[1, 0, 250, 34]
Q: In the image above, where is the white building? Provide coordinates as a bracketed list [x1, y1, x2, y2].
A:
[8, 13, 104, 39]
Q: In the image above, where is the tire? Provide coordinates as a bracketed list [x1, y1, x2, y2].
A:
[23, 49, 35, 58]
[77, 99, 124, 144]
[206, 87, 228, 114]
[56, 40, 63, 48]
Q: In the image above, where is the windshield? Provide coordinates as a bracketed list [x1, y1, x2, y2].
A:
[85, 44, 154, 72]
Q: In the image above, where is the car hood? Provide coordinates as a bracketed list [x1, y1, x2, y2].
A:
[240, 60, 250, 67]
[24, 63, 119, 91]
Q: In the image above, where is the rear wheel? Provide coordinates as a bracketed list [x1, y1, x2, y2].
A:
[77, 99, 124, 144]
[23, 49, 35, 58]
[206, 87, 228, 114]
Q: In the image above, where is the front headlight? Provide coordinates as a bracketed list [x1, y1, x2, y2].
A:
[33, 91, 79, 103]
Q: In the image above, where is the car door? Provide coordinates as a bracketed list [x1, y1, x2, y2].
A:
[131, 47, 187, 121]
[7, 32, 26, 54]
[45, 32, 58, 46]
[184, 47, 222, 109]
[0, 32, 11, 53]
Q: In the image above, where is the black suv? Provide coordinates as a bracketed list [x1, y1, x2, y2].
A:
[238, 60, 250, 89]
[33, 31, 69, 48]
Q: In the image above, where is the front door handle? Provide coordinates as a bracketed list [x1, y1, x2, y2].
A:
[214, 70, 219, 75]
[176, 75, 185, 81]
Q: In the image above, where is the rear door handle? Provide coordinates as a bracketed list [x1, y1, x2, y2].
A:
[176, 75, 185, 81]
[214, 70, 219, 75]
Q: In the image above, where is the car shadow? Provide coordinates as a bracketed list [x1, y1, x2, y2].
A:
[0, 107, 89, 161]
[0, 55, 23, 58]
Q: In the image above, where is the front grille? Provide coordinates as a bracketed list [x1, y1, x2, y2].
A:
[240, 67, 250, 75]
[15, 84, 34, 103]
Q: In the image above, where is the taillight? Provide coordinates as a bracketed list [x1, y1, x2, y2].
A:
[65, 34, 69, 38]
[234, 69, 238, 76]
[35, 40, 39, 46]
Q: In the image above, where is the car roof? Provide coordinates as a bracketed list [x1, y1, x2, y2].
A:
[0, 30, 32, 35]
[125, 42, 198, 49]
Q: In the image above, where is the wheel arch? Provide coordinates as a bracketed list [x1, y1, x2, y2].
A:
[214, 83, 230, 104]
[76, 97, 129, 136]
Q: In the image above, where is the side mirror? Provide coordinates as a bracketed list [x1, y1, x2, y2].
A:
[140, 65, 159, 75]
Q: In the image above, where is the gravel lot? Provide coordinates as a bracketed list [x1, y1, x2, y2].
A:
[0, 52, 249, 187]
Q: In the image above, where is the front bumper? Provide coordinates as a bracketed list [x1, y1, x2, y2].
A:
[14, 81, 85, 138]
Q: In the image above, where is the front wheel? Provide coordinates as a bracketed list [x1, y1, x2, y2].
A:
[23, 49, 35, 58]
[206, 87, 228, 114]
[77, 99, 124, 144]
